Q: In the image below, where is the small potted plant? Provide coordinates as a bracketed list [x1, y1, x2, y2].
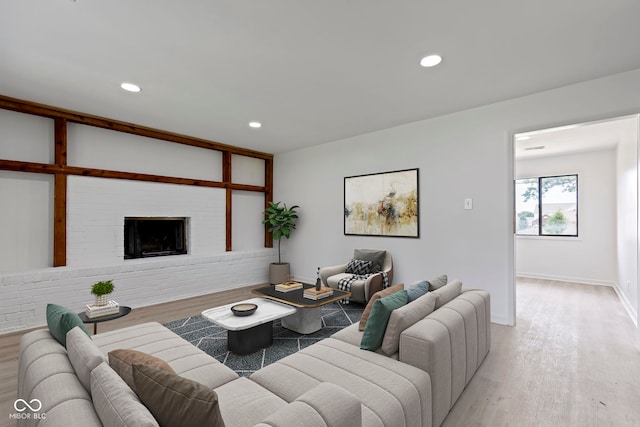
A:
[91, 280, 114, 306]
[262, 201, 299, 284]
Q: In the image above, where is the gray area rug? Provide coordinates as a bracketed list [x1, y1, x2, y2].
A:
[163, 302, 364, 377]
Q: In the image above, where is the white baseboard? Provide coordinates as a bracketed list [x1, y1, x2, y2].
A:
[516, 272, 615, 287]
[612, 284, 638, 328]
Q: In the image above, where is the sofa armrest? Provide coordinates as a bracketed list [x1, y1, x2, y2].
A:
[319, 263, 348, 286]
[398, 289, 490, 427]
[254, 382, 361, 427]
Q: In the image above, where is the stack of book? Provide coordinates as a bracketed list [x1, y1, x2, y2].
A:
[275, 282, 304, 292]
[85, 300, 120, 318]
[303, 286, 334, 300]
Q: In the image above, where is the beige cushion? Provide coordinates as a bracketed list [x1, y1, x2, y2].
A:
[215, 377, 287, 426]
[108, 349, 176, 393]
[91, 362, 159, 427]
[92, 322, 239, 389]
[428, 274, 448, 291]
[359, 284, 404, 330]
[257, 383, 362, 427]
[133, 364, 225, 427]
[66, 326, 107, 393]
[380, 292, 437, 356]
[432, 280, 463, 309]
[250, 338, 431, 427]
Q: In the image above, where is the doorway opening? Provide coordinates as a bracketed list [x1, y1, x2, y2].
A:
[513, 115, 639, 327]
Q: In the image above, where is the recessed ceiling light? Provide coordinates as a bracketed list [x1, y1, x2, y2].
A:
[120, 82, 141, 93]
[249, 121, 262, 128]
[420, 54, 442, 68]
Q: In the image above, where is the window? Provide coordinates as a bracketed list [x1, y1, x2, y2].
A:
[515, 174, 578, 236]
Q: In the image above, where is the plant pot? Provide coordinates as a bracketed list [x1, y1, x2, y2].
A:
[95, 294, 110, 306]
[269, 262, 290, 285]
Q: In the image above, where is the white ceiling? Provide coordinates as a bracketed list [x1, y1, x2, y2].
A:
[514, 116, 639, 160]
[2, 1, 640, 154]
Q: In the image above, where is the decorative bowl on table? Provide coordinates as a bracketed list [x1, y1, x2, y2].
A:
[231, 303, 257, 317]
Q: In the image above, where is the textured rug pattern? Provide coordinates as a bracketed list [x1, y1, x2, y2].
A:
[164, 302, 364, 377]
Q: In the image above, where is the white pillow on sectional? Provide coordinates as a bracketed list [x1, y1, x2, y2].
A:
[432, 280, 463, 309]
[380, 292, 437, 356]
[91, 362, 159, 427]
[66, 326, 107, 392]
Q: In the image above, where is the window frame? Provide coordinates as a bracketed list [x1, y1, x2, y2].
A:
[515, 174, 579, 237]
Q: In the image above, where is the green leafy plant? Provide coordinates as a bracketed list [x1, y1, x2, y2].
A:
[91, 280, 114, 296]
[543, 211, 568, 234]
[262, 201, 299, 264]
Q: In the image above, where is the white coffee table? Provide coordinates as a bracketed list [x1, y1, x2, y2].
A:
[201, 297, 296, 354]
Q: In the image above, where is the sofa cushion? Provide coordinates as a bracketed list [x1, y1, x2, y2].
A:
[380, 292, 437, 356]
[428, 274, 448, 291]
[91, 362, 159, 427]
[215, 377, 287, 426]
[361, 290, 409, 351]
[92, 322, 239, 389]
[359, 284, 404, 331]
[133, 363, 225, 427]
[405, 280, 430, 302]
[432, 280, 463, 309]
[46, 303, 90, 347]
[345, 258, 373, 275]
[354, 249, 386, 272]
[108, 349, 176, 393]
[67, 326, 107, 393]
[250, 337, 432, 427]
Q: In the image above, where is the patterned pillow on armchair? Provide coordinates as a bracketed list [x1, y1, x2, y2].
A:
[345, 259, 373, 275]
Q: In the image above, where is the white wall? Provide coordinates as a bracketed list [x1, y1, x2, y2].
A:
[515, 149, 617, 285]
[616, 116, 639, 324]
[275, 68, 640, 326]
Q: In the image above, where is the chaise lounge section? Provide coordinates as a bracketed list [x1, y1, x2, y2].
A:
[17, 280, 490, 427]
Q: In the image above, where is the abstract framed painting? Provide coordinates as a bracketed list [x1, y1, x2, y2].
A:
[344, 168, 419, 237]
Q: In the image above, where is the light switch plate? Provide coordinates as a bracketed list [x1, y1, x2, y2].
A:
[464, 198, 473, 210]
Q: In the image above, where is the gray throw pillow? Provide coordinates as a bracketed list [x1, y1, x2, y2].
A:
[353, 249, 386, 272]
[405, 281, 430, 302]
[428, 275, 448, 291]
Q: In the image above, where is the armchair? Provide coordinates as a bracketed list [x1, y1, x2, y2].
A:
[319, 249, 393, 303]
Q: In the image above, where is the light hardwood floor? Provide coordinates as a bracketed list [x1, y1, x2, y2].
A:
[443, 278, 640, 427]
[1, 279, 638, 426]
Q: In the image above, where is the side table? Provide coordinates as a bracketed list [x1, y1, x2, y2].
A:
[78, 306, 132, 334]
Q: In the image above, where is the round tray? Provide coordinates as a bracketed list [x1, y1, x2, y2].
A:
[231, 303, 257, 317]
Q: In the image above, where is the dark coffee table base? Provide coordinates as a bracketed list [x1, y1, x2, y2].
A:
[228, 321, 273, 355]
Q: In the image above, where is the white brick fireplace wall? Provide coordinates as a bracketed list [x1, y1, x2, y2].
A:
[0, 114, 275, 334]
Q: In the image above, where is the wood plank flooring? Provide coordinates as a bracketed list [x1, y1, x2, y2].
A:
[443, 278, 640, 427]
[1, 279, 638, 426]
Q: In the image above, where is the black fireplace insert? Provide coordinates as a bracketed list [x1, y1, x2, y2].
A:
[124, 217, 187, 259]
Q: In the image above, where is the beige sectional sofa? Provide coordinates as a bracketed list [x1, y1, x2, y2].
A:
[17, 282, 490, 427]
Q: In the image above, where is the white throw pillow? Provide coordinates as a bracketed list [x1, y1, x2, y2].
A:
[380, 292, 437, 356]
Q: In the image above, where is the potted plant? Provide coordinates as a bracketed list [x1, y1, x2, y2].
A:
[91, 280, 114, 306]
[262, 201, 299, 284]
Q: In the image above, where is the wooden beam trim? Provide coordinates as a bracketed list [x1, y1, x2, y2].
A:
[264, 157, 274, 248]
[0, 159, 269, 192]
[53, 118, 67, 267]
[0, 95, 274, 161]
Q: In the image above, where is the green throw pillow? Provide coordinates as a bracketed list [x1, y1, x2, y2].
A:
[360, 290, 408, 351]
[46, 303, 90, 347]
